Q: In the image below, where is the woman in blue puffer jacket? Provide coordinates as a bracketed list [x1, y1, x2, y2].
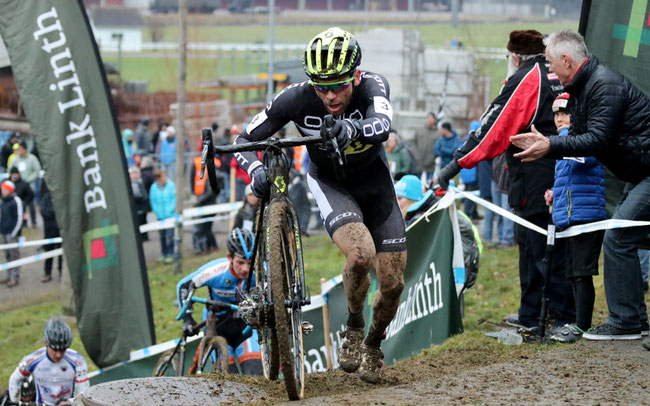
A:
[547, 93, 606, 344]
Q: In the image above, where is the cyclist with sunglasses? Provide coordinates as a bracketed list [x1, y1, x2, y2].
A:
[232, 27, 407, 384]
[176, 228, 263, 376]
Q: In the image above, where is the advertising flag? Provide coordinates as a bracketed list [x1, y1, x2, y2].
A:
[0, 0, 155, 366]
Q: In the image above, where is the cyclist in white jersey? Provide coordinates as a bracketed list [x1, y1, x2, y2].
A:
[8, 318, 89, 405]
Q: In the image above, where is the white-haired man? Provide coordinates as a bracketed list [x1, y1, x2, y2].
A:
[512, 29, 650, 344]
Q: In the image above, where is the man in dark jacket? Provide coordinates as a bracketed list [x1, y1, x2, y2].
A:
[0, 132, 19, 171]
[0, 181, 23, 287]
[39, 181, 62, 283]
[437, 29, 575, 331]
[512, 29, 650, 342]
[9, 167, 33, 211]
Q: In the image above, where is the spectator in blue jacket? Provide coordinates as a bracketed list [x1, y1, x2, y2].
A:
[459, 121, 481, 220]
[434, 122, 460, 169]
[158, 126, 177, 182]
[150, 169, 176, 263]
[546, 93, 606, 343]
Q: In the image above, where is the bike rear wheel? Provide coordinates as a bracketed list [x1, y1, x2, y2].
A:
[198, 336, 230, 374]
[152, 349, 181, 377]
[268, 200, 305, 400]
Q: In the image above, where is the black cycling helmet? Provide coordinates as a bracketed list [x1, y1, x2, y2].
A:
[303, 27, 362, 81]
[43, 318, 73, 351]
[226, 228, 255, 260]
[20, 375, 36, 401]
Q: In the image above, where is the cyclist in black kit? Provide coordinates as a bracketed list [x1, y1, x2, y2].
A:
[232, 27, 406, 383]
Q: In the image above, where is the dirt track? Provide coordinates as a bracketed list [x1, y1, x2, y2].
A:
[82, 335, 649, 405]
[281, 339, 650, 405]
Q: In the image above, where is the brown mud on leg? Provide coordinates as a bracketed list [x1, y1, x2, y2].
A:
[369, 251, 407, 335]
[332, 222, 376, 314]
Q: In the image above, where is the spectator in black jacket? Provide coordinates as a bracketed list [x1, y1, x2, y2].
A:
[512, 29, 650, 343]
[0, 181, 23, 287]
[0, 132, 19, 171]
[129, 167, 150, 242]
[437, 29, 575, 332]
[233, 184, 259, 233]
[39, 181, 62, 283]
[9, 167, 33, 213]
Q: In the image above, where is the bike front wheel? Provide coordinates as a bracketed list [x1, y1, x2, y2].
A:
[268, 200, 305, 400]
[152, 349, 181, 377]
[197, 336, 230, 374]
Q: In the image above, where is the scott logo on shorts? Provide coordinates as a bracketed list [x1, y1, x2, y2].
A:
[328, 212, 360, 228]
[382, 237, 406, 245]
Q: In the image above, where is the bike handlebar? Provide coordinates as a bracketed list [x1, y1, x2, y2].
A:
[212, 135, 324, 154]
[176, 295, 239, 321]
[200, 119, 348, 184]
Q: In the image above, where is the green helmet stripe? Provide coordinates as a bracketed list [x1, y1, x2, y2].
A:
[313, 38, 322, 74]
[336, 34, 350, 73]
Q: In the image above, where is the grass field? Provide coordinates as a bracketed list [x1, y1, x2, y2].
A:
[104, 21, 578, 95]
[0, 228, 615, 388]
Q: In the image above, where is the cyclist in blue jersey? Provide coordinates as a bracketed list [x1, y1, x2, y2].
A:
[231, 27, 407, 383]
[176, 228, 262, 375]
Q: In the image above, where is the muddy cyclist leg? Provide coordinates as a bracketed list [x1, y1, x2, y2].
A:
[365, 251, 407, 346]
[332, 222, 377, 316]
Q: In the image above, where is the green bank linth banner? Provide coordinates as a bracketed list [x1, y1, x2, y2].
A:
[581, 0, 650, 96]
[0, 0, 155, 366]
[302, 209, 464, 373]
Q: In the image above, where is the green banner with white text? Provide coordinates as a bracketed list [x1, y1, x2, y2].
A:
[303, 208, 464, 372]
[0, 0, 155, 366]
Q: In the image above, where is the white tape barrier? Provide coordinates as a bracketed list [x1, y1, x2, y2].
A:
[454, 188, 548, 235]
[0, 237, 62, 250]
[139, 202, 243, 233]
[454, 187, 650, 238]
[0, 248, 63, 272]
[0, 202, 245, 273]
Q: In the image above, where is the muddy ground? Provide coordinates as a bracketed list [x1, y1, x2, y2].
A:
[170, 334, 649, 405]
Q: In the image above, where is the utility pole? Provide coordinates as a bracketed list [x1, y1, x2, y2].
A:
[174, 0, 188, 274]
[266, 0, 276, 103]
[451, 0, 459, 28]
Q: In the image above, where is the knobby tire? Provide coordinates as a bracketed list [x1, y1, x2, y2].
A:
[152, 349, 181, 377]
[268, 200, 305, 400]
[256, 204, 280, 381]
[199, 336, 230, 373]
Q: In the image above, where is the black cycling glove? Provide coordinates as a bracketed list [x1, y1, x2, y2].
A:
[437, 160, 462, 191]
[250, 166, 270, 199]
[182, 314, 198, 337]
[326, 119, 357, 151]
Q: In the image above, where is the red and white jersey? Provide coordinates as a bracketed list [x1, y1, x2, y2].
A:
[8, 347, 89, 405]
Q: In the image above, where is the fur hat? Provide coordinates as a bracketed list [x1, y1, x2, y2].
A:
[507, 30, 545, 55]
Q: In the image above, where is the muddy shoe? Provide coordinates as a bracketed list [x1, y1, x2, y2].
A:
[338, 327, 364, 373]
[550, 324, 584, 343]
[358, 344, 384, 384]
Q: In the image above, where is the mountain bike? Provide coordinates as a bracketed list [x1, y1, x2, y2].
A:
[152, 294, 245, 377]
[199, 120, 343, 400]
